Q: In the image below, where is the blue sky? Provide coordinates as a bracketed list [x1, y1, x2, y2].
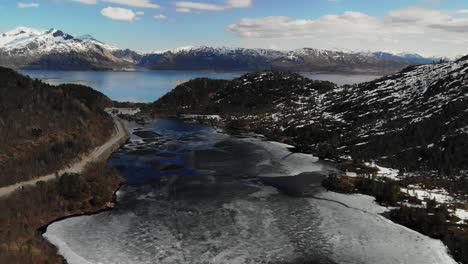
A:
[2, 0, 468, 56]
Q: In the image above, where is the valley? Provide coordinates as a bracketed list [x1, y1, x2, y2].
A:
[0, 64, 467, 263]
[2, 1, 468, 263]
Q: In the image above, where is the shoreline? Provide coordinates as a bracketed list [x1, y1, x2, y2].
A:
[31, 116, 130, 264]
[38, 182, 125, 264]
[20, 68, 386, 76]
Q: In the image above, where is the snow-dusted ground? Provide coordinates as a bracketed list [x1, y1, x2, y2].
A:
[182, 114, 221, 120]
[401, 187, 453, 204]
[106, 108, 141, 116]
[454, 208, 468, 224]
[364, 162, 400, 180]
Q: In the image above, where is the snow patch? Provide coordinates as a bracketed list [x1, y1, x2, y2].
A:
[310, 192, 457, 264]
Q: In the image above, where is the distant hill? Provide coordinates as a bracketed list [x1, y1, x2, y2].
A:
[140, 46, 413, 75]
[0, 27, 443, 73]
[0, 67, 115, 186]
[367, 51, 447, 64]
[151, 58, 468, 175]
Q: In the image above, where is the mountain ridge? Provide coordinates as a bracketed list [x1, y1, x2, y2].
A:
[0, 27, 444, 73]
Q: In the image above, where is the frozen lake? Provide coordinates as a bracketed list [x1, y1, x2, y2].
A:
[43, 118, 456, 264]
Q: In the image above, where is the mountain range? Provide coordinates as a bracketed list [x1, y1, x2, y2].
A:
[0, 27, 445, 73]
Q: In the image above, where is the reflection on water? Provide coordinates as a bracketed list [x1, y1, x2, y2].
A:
[20, 70, 379, 102]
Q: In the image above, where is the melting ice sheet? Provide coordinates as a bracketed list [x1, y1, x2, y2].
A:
[43, 118, 457, 264]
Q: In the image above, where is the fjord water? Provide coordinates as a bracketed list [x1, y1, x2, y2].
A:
[20, 70, 378, 102]
[44, 118, 457, 264]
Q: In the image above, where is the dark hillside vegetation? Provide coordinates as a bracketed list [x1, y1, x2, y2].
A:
[0, 162, 122, 264]
[153, 78, 230, 115]
[152, 71, 335, 115]
[151, 64, 468, 177]
[0, 67, 114, 187]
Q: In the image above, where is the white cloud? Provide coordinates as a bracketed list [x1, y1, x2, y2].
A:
[175, 0, 252, 13]
[18, 2, 39, 8]
[103, 0, 160, 9]
[154, 14, 167, 19]
[101, 6, 141, 21]
[176, 7, 191, 13]
[226, 0, 252, 8]
[72, 0, 97, 4]
[175, 2, 225, 11]
[227, 7, 468, 57]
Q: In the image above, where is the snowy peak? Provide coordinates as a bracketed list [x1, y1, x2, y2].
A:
[2, 27, 44, 37]
[0, 27, 133, 70]
[151, 46, 283, 58]
[0, 27, 119, 55]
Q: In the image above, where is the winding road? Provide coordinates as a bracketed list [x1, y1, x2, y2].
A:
[0, 116, 129, 198]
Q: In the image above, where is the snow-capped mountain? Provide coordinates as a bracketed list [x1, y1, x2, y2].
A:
[152, 57, 468, 174]
[0, 27, 444, 72]
[0, 27, 133, 70]
[367, 51, 446, 64]
[140, 46, 415, 74]
[0, 27, 122, 55]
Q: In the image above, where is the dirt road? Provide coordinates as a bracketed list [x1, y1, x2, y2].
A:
[0, 116, 128, 197]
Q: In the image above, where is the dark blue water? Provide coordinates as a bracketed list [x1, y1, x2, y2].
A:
[108, 118, 218, 184]
[20, 70, 378, 102]
[20, 70, 243, 102]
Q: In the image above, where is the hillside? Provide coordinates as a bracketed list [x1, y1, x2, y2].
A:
[151, 60, 468, 176]
[0, 67, 115, 187]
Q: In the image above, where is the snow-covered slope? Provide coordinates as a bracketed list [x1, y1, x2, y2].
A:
[0, 27, 118, 55]
[0, 27, 132, 70]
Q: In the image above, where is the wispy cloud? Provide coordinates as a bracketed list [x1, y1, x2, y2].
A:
[175, 0, 252, 13]
[103, 0, 160, 9]
[101, 6, 142, 21]
[72, 0, 97, 4]
[227, 6, 468, 57]
[154, 14, 167, 19]
[72, 0, 160, 8]
[18, 2, 40, 8]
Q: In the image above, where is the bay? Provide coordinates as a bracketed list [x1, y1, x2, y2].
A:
[20, 70, 379, 102]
